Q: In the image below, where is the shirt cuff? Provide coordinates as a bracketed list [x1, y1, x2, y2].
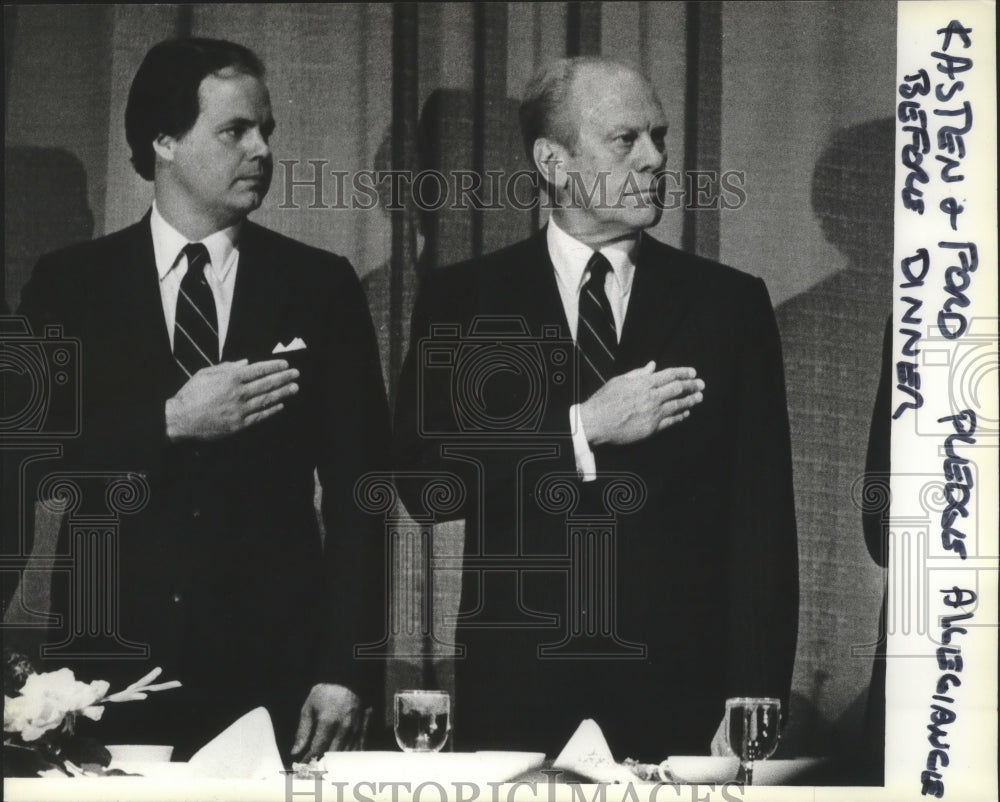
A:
[569, 404, 597, 482]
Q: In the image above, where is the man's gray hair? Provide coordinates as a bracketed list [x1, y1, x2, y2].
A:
[517, 56, 633, 164]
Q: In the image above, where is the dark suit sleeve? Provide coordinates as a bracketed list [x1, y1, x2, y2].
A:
[725, 278, 799, 710]
[4, 253, 169, 601]
[16, 254, 171, 476]
[313, 259, 391, 704]
[392, 270, 475, 521]
[392, 269, 471, 520]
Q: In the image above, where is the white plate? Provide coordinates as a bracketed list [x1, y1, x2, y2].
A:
[751, 758, 827, 785]
[106, 744, 174, 762]
[106, 761, 193, 779]
[662, 756, 740, 783]
[663, 756, 828, 785]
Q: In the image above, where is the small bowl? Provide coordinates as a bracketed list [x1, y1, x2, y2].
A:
[106, 744, 174, 763]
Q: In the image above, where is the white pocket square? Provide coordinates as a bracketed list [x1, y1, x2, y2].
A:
[271, 337, 307, 353]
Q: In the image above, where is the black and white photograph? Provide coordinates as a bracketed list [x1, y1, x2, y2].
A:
[2, 3, 996, 801]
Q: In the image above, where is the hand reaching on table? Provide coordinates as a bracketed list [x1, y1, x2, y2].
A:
[292, 683, 370, 758]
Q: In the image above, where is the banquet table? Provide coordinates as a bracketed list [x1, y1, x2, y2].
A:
[4, 707, 834, 800]
[4, 752, 836, 802]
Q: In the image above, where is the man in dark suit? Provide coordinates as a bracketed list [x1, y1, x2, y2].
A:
[8, 38, 389, 760]
[393, 57, 798, 759]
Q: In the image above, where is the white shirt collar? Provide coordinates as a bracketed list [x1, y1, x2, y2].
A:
[150, 202, 240, 282]
[546, 214, 638, 295]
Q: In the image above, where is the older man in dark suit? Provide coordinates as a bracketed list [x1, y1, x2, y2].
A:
[393, 57, 798, 759]
[9, 38, 389, 760]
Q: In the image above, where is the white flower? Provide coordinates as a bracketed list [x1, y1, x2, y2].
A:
[79, 705, 105, 722]
[20, 668, 109, 708]
[4, 693, 63, 741]
[4, 694, 34, 733]
[4, 663, 178, 751]
[3, 668, 109, 741]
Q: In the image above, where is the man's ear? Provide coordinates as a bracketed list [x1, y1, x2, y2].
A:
[151, 133, 177, 164]
[532, 137, 569, 193]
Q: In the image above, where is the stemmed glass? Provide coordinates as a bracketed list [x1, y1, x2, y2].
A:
[393, 690, 451, 752]
[725, 697, 781, 785]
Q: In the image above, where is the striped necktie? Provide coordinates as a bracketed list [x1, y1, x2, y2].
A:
[173, 243, 219, 380]
[577, 251, 617, 400]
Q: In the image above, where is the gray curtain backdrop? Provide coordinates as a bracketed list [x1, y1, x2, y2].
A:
[3, 1, 896, 758]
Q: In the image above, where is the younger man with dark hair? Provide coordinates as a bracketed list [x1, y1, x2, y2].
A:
[11, 37, 389, 760]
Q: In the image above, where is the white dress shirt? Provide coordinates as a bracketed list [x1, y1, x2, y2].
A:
[546, 215, 638, 480]
[150, 202, 241, 358]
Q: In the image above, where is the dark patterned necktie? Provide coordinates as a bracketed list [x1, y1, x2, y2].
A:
[173, 243, 219, 380]
[576, 251, 617, 400]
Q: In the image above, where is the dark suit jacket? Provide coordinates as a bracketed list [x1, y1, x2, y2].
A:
[10, 215, 390, 756]
[393, 229, 798, 759]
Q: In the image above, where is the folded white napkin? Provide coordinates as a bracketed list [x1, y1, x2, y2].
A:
[186, 707, 284, 779]
[552, 719, 640, 784]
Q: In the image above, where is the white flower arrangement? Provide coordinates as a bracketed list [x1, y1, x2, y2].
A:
[4, 669, 108, 741]
[3, 656, 181, 777]
[4, 666, 179, 742]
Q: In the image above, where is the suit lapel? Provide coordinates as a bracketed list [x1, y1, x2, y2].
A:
[483, 230, 704, 379]
[616, 234, 695, 368]
[486, 229, 571, 337]
[475, 230, 576, 412]
[223, 223, 283, 361]
[113, 215, 175, 375]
